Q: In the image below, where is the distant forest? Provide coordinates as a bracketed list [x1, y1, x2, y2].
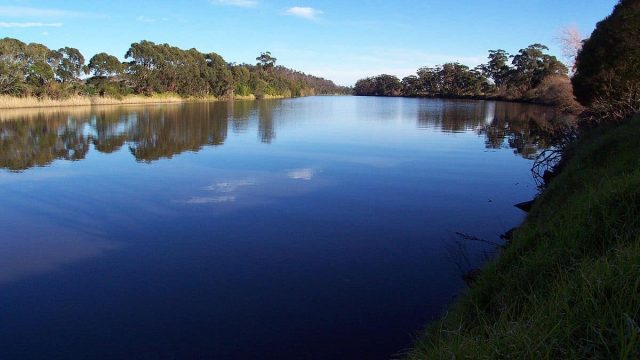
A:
[0, 38, 350, 99]
[354, 44, 581, 112]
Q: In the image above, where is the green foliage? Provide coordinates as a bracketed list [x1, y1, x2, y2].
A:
[573, 0, 640, 105]
[357, 64, 487, 98]
[88, 52, 123, 77]
[409, 117, 640, 359]
[572, 0, 640, 121]
[26, 60, 55, 87]
[355, 43, 572, 108]
[508, 44, 568, 96]
[354, 74, 402, 96]
[481, 49, 510, 88]
[85, 76, 128, 99]
[0, 37, 349, 99]
[0, 61, 22, 94]
[401, 75, 421, 96]
[235, 84, 251, 96]
[0, 38, 88, 97]
[256, 51, 277, 70]
[55, 47, 87, 83]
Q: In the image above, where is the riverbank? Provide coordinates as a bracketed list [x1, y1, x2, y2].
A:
[358, 93, 582, 113]
[0, 93, 287, 110]
[409, 116, 640, 358]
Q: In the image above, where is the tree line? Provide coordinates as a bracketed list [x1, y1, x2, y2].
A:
[354, 44, 580, 112]
[0, 38, 350, 100]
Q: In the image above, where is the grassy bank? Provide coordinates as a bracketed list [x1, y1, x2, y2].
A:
[409, 116, 640, 359]
[0, 93, 289, 110]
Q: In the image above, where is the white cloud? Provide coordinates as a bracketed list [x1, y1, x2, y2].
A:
[0, 6, 84, 18]
[137, 16, 170, 23]
[137, 15, 157, 23]
[287, 168, 315, 181]
[284, 6, 323, 21]
[211, 0, 259, 8]
[0, 22, 63, 28]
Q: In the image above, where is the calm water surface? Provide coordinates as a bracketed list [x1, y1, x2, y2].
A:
[0, 97, 563, 359]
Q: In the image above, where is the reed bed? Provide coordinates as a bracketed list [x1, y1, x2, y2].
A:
[0, 93, 293, 110]
[0, 94, 219, 110]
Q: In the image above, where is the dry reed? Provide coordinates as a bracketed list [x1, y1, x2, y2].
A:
[0, 94, 217, 110]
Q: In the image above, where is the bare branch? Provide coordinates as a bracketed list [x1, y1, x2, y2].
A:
[555, 25, 584, 73]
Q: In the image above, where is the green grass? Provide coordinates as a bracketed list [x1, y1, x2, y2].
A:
[408, 116, 640, 359]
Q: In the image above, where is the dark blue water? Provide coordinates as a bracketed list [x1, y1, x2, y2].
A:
[0, 97, 562, 359]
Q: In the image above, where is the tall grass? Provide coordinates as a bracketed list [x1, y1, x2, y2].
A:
[0, 93, 292, 110]
[0, 94, 220, 110]
[409, 117, 640, 359]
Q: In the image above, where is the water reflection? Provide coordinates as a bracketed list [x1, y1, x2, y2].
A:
[128, 104, 229, 161]
[0, 229, 121, 283]
[0, 96, 569, 360]
[0, 98, 571, 172]
[258, 100, 276, 143]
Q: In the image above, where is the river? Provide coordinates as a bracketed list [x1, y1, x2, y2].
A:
[0, 96, 567, 359]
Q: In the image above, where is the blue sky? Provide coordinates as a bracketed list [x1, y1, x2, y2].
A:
[0, 0, 618, 85]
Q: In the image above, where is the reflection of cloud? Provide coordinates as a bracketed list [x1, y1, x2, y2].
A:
[186, 178, 256, 205]
[0, 169, 71, 181]
[287, 168, 315, 181]
[186, 195, 236, 204]
[0, 233, 121, 283]
[185, 170, 319, 206]
[204, 179, 255, 193]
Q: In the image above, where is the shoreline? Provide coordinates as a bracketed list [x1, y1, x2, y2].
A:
[355, 94, 582, 113]
[408, 116, 640, 358]
[0, 94, 288, 111]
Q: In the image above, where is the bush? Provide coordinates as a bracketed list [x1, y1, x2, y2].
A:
[533, 75, 583, 113]
[235, 84, 251, 96]
[584, 78, 640, 124]
[572, 0, 640, 108]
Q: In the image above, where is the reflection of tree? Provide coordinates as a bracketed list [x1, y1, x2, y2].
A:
[128, 103, 228, 162]
[417, 99, 487, 133]
[0, 103, 232, 170]
[479, 102, 571, 159]
[0, 99, 573, 171]
[257, 100, 277, 144]
[229, 100, 252, 133]
[416, 100, 573, 159]
[91, 110, 129, 153]
[441, 100, 486, 133]
[0, 114, 90, 171]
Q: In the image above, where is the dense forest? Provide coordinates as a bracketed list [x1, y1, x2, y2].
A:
[0, 38, 349, 100]
[354, 44, 581, 112]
